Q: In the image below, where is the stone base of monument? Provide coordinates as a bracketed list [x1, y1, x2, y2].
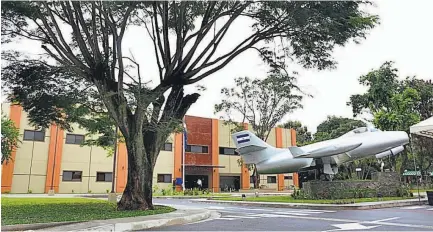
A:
[301, 172, 407, 199]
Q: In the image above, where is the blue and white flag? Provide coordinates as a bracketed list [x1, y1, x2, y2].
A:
[236, 133, 250, 144]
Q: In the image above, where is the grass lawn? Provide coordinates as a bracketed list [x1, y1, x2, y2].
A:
[1, 197, 175, 226]
[217, 195, 416, 204]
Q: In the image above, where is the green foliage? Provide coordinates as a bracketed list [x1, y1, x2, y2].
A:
[347, 61, 433, 173]
[1, 197, 175, 226]
[1, 115, 21, 165]
[279, 120, 313, 146]
[312, 116, 366, 142]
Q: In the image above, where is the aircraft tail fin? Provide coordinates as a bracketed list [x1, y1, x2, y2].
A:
[231, 130, 278, 164]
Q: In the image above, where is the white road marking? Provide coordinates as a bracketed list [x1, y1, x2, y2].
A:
[400, 205, 427, 209]
[371, 217, 400, 223]
[207, 206, 226, 210]
[427, 208, 433, 211]
[224, 215, 261, 219]
[215, 217, 236, 220]
[326, 223, 380, 231]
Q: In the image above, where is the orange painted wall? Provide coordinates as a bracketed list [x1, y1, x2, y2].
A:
[211, 119, 219, 192]
[115, 142, 128, 193]
[275, 127, 284, 191]
[291, 128, 299, 187]
[173, 133, 183, 191]
[1, 104, 22, 193]
[241, 123, 250, 190]
[184, 116, 213, 165]
[45, 124, 65, 193]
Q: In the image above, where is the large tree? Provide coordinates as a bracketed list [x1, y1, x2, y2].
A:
[2, 1, 378, 210]
[347, 61, 433, 173]
[215, 72, 304, 188]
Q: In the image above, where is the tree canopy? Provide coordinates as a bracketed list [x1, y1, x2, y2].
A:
[313, 116, 366, 142]
[2, 1, 379, 210]
[279, 120, 312, 146]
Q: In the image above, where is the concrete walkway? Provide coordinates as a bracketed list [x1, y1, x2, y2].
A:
[2, 204, 217, 232]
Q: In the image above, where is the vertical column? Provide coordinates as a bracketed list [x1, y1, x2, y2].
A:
[116, 142, 128, 193]
[1, 104, 22, 193]
[275, 127, 284, 191]
[291, 128, 299, 188]
[211, 119, 219, 192]
[45, 124, 65, 193]
[241, 123, 250, 190]
[173, 133, 183, 192]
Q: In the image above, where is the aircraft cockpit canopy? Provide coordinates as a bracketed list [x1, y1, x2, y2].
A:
[340, 126, 381, 137]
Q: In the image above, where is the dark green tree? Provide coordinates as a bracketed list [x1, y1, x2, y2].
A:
[279, 120, 312, 146]
[2, 1, 378, 210]
[347, 61, 432, 173]
[215, 72, 304, 188]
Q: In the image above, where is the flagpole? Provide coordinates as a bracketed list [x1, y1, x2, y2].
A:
[182, 118, 186, 192]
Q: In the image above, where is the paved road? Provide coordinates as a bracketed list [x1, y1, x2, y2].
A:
[147, 199, 433, 231]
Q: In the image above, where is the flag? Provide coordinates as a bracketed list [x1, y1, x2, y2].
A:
[183, 118, 188, 147]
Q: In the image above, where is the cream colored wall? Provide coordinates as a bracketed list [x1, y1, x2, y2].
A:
[154, 150, 174, 190]
[88, 144, 113, 194]
[11, 110, 50, 193]
[258, 174, 277, 189]
[282, 128, 293, 147]
[1, 103, 11, 117]
[218, 120, 242, 174]
[218, 120, 236, 147]
[284, 174, 294, 188]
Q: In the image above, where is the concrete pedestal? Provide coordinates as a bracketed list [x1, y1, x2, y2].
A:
[48, 189, 55, 196]
[108, 192, 118, 203]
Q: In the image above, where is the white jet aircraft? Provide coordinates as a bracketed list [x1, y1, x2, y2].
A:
[231, 127, 409, 180]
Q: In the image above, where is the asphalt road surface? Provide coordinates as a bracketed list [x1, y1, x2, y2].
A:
[146, 199, 433, 231]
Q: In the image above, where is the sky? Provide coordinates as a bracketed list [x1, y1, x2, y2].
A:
[1, 0, 432, 134]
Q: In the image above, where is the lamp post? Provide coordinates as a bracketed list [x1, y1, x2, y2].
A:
[108, 127, 119, 203]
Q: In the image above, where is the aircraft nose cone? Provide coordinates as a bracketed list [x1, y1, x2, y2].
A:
[395, 131, 409, 145]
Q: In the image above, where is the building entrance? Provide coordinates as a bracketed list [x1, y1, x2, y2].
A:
[185, 175, 208, 189]
[220, 176, 240, 192]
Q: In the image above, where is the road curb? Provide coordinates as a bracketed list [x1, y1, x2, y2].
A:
[2, 221, 78, 231]
[194, 198, 428, 210]
[2, 208, 213, 232]
[117, 209, 213, 231]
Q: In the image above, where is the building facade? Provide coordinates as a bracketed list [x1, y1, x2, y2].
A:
[1, 103, 299, 194]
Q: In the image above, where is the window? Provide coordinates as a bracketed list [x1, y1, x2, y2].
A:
[66, 134, 85, 145]
[186, 145, 208, 153]
[23, 130, 45, 142]
[62, 171, 82, 182]
[162, 143, 172, 151]
[96, 172, 112, 182]
[284, 176, 293, 180]
[219, 147, 238, 155]
[157, 174, 172, 183]
[267, 176, 277, 183]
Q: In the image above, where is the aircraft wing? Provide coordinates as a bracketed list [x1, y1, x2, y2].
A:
[290, 142, 362, 159]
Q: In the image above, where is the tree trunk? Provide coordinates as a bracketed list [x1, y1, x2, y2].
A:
[253, 165, 260, 189]
[117, 136, 154, 210]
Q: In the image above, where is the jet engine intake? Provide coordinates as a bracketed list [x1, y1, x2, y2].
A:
[375, 146, 404, 159]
